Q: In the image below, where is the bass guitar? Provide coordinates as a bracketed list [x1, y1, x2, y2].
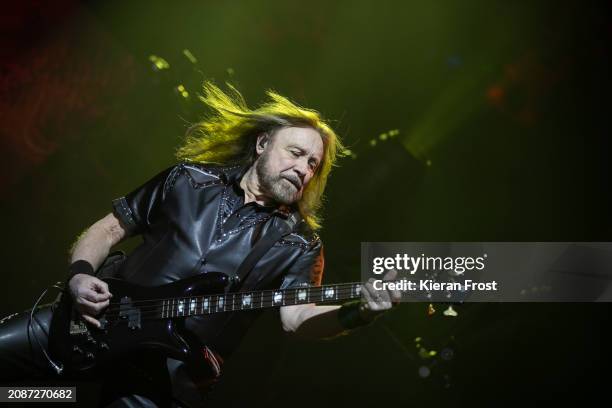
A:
[49, 272, 363, 374]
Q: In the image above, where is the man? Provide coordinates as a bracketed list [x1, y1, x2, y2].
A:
[0, 82, 399, 407]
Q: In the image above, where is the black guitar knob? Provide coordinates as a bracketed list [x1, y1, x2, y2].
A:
[85, 352, 95, 360]
[99, 341, 109, 351]
[72, 345, 83, 355]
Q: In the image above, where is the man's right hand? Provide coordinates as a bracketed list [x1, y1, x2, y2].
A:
[68, 274, 112, 328]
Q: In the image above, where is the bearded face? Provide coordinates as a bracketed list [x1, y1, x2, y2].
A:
[256, 149, 301, 205]
[253, 127, 324, 206]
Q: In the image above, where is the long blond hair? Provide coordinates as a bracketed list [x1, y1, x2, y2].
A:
[176, 82, 344, 231]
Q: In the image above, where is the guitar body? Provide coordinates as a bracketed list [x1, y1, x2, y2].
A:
[48, 272, 231, 374]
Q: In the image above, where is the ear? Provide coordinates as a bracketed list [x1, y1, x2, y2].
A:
[255, 133, 270, 155]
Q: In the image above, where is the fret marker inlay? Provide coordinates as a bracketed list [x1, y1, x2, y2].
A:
[297, 290, 307, 302]
[242, 294, 252, 307]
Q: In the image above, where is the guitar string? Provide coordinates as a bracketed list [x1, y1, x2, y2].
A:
[101, 281, 365, 308]
[114, 289, 361, 321]
[99, 281, 365, 313]
[101, 284, 362, 316]
[95, 286, 365, 320]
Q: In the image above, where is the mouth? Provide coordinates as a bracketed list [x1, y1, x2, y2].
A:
[283, 176, 301, 190]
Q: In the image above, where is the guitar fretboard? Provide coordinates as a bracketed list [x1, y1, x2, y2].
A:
[159, 282, 362, 318]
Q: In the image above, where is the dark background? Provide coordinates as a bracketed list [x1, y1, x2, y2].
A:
[1, 0, 610, 405]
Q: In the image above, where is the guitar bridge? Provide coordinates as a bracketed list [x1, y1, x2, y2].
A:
[69, 319, 89, 335]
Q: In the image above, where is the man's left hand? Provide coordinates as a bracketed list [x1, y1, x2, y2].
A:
[360, 268, 402, 320]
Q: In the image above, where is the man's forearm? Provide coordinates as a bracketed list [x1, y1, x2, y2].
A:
[282, 280, 397, 339]
[70, 213, 126, 271]
[282, 304, 346, 340]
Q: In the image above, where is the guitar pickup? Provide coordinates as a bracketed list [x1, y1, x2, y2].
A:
[119, 296, 141, 330]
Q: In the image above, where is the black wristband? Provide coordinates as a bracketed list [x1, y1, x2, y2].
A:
[67, 260, 95, 283]
[337, 300, 372, 330]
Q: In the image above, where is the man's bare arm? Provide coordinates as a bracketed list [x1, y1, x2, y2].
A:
[280, 304, 344, 339]
[280, 270, 401, 340]
[68, 212, 128, 327]
[70, 212, 127, 268]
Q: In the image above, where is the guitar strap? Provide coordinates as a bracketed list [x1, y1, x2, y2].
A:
[234, 211, 302, 285]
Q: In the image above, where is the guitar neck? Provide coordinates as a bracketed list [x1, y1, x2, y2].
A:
[159, 282, 363, 319]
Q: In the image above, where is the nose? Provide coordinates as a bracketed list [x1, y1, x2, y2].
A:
[293, 159, 309, 181]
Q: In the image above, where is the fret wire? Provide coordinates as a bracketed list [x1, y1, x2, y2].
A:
[290, 288, 296, 305]
[122, 283, 364, 319]
[120, 285, 363, 321]
[105, 282, 364, 313]
[145, 294, 352, 313]
[287, 289, 294, 305]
